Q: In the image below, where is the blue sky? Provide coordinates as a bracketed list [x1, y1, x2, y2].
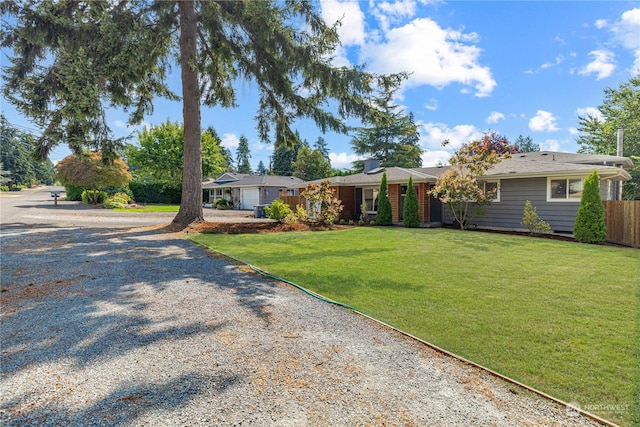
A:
[2, 1, 639, 171]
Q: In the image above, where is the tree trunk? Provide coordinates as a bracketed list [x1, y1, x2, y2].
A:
[173, 0, 204, 228]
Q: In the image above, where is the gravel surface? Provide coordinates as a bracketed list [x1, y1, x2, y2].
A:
[1, 191, 601, 426]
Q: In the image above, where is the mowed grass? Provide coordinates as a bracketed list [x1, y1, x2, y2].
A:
[190, 227, 639, 425]
[114, 204, 180, 213]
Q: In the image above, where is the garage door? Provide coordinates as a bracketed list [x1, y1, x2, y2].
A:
[240, 188, 260, 210]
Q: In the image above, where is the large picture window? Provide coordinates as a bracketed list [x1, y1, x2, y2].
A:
[548, 178, 583, 201]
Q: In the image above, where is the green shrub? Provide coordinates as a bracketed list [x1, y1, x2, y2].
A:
[104, 185, 134, 200]
[129, 180, 181, 204]
[521, 200, 551, 234]
[295, 205, 307, 221]
[369, 220, 376, 226]
[574, 170, 607, 244]
[0, 185, 9, 192]
[64, 184, 84, 201]
[339, 219, 346, 225]
[375, 171, 393, 225]
[104, 195, 128, 209]
[348, 219, 354, 225]
[358, 219, 365, 226]
[81, 190, 108, 205]
[403, 177, 420, 228]
[214, 198, 232, 209]
[265, 199, 293, 222]
[360, 200, 368, 222]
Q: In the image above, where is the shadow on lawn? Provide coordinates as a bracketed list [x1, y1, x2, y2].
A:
[0, 223, 275, 425]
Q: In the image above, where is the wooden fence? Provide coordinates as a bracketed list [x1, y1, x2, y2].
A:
[603, 201, 640, 248]
[280, 195, 303, 210]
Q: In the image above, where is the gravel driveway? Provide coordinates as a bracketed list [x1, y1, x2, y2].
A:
[1, 189, 600, 426]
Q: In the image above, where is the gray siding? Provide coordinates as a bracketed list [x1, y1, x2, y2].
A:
[443, 177, 581, 233]
[263, 187, 283, 204]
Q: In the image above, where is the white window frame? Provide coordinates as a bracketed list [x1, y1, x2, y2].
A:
[547, 177, 585, 202]
[480, 180, 500, 202]
[363, 187, 379, 214]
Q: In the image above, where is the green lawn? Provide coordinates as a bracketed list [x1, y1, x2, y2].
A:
[114, 204, 180, 213]
[190, 227, 639, 426]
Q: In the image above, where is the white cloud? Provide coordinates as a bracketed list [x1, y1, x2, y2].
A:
[529, 110, 559, 132]
[320, 0, 366, 46]
[221, 133, 240, 149]
[421, 150, 451, 167]
[579, 50, 616, 80]
[252, 141, 274, 152]
[372, 0, 418, 32]
[540, 55, 564, 70]
[486, 111, 505, 124]
[330, 152, 362, 170]
[569, 127, 580, 135]
[594, 19, 608, 29]
[424, 98, 439, 111]
[612, 8, 640, 50]
[539, 139, 561, 152]
[419, 122, 483, 150]
[612, 8, 640, 73]
[360, 17, 496, 97]
[576, 107, 604, 121]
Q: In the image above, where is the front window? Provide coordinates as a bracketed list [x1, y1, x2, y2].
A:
[363, 188, 379, 213]
[549, 178, 584, 201]
[482, 181, 500, 202]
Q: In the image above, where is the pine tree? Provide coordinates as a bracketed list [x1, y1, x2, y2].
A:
[256, 161, 267, 175]
[3, 1, 396, 227]
[313, 136, 330, 162]
[351, 76, 422, 170]
[236, 135, 251, 174]
[573, 170, 607, 243]
[403, 177, 420, 228]
[375, 171, 393, 225]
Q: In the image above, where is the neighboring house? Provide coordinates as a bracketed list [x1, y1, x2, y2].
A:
[203, 172, 304, 210]
[292, 152, 633, 232]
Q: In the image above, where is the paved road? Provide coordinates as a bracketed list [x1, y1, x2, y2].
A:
[0, 186, 259, 231]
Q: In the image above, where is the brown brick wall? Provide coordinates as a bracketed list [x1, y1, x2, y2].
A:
[389, 184, 401, 222]
[336, 186, 355, 220]
[418, 183, 430, 224]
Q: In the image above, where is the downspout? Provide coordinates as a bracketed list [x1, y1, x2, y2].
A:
[617, 128, 623, 200]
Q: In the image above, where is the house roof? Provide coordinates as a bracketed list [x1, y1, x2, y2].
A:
[289, 151, 633, 188]
[486, 154, 632, 180]
[512, 151, 634, 169]
[203, 173, 305, 189]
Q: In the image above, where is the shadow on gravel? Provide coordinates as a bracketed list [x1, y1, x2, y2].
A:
[0, 225, 275, 424]
[2, 372, 242, 426]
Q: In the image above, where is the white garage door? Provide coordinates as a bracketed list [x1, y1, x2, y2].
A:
[240, 188, 260, 210]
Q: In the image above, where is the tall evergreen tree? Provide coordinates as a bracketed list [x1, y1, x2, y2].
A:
[292, 146, 331, 180]
[573, 170, 607, 244]
[403, 177, 420, 228]
[271, 134, 303, 176]
[313, 136, 330, 162]
[256, 160, 267, 175]
[2, 1, 397, 227]
[351, 75, 422, 171]
[236, 135, 252, 174]
[375, 171, 393, 225]
[0, 115, 55, 186]
[515, 135, 540, 152]
[577, 75, 640, 200]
